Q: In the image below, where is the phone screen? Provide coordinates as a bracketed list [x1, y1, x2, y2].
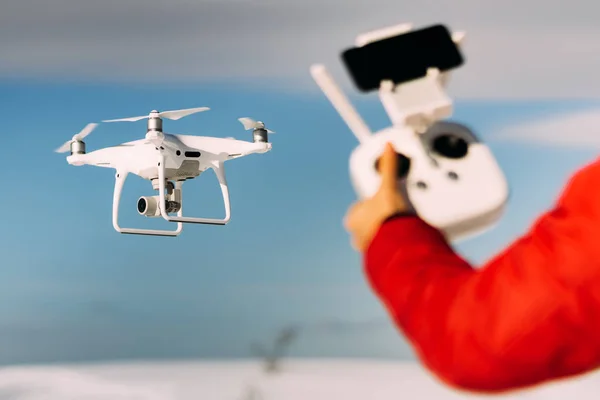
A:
[341, 24, 464, 92]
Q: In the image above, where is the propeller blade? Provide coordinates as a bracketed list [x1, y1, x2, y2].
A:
[238, 117, 259, 130]
[55, 123, 99, 153]
[159, 107, 210, 120]
[55, 141, 73, 153]
[102, 107, 210, 123]
[102, 115, 148, 123]
[74, 123, 98, 140]
[238, 117, 275, 133]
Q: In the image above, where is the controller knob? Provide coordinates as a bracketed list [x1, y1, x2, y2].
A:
[431, 134, 469, 159]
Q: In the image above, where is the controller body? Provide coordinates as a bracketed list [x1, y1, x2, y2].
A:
[310, 22, 510, 242]
[349, 121, 509, 241]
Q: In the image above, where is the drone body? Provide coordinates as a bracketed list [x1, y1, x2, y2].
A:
[57, 108, 274, 236]
[310, 23, 509, 242]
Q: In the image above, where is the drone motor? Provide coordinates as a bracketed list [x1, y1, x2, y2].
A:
[238, 117, 275, 144]
[253, 128, 268, 143]
[147, 112, 163, 132]
[70, 140, 86, 155]
[137, 196, 161, 217]
[54, 123, 98, 155]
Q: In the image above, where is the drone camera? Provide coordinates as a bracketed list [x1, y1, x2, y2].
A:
[137, 196, 161, 217]
[137, 191, 182, 217]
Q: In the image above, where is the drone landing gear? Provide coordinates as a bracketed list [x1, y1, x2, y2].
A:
[157, 155, 231, 225]
[112, 157, 231, 237]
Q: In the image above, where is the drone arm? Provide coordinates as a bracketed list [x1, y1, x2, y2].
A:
[112, 171, 183, 236]
[157, 155, 231, 225]
[227, 143, 272, 159]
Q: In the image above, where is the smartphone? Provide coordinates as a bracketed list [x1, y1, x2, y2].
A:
[341, 24, 464, 92]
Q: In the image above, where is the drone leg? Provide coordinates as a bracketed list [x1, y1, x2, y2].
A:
[112, 171, 184, 236]
[157, 156, 231, 225]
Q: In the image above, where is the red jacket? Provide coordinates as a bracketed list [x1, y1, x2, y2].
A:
[364, 157, 600, 393]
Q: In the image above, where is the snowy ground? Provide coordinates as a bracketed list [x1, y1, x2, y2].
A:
[0, 359, 598, 399]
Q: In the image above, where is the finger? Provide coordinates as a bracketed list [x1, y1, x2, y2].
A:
[379, 143, 398, 192]
[343, 202, 360, 230]
[351, 235, 367, 253]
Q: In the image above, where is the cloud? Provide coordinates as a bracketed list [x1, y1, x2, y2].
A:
[3, 0, 600, 98]
[492, 107, 600, 148]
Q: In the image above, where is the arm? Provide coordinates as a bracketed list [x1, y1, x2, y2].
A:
[364, 158, 600, 393]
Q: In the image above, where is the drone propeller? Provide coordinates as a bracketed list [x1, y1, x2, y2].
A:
[55, 123, 98, 153]
[102, 107, 210, 123]
[238, 117, 275, 134]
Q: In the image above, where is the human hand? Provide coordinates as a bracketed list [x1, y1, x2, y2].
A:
[344, 143, 409, 252]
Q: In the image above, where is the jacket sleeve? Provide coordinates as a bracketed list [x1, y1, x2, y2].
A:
[364, 157, 600, 393]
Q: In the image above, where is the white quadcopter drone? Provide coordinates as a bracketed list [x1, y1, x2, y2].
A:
[56, 107, 274, 237]
[310, 23, 509, 242]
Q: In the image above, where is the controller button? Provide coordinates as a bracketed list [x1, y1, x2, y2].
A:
[448, 171, 459, 180]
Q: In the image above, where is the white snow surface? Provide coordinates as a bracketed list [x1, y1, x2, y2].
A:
[0, 359, 598, 399]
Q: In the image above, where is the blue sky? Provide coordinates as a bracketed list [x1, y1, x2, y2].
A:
[1, 78, 600, 365]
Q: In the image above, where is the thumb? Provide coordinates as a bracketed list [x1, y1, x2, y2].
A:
[378, 143, 398, 192]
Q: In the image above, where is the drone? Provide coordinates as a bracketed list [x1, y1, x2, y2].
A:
[55, 107, 275, 237]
